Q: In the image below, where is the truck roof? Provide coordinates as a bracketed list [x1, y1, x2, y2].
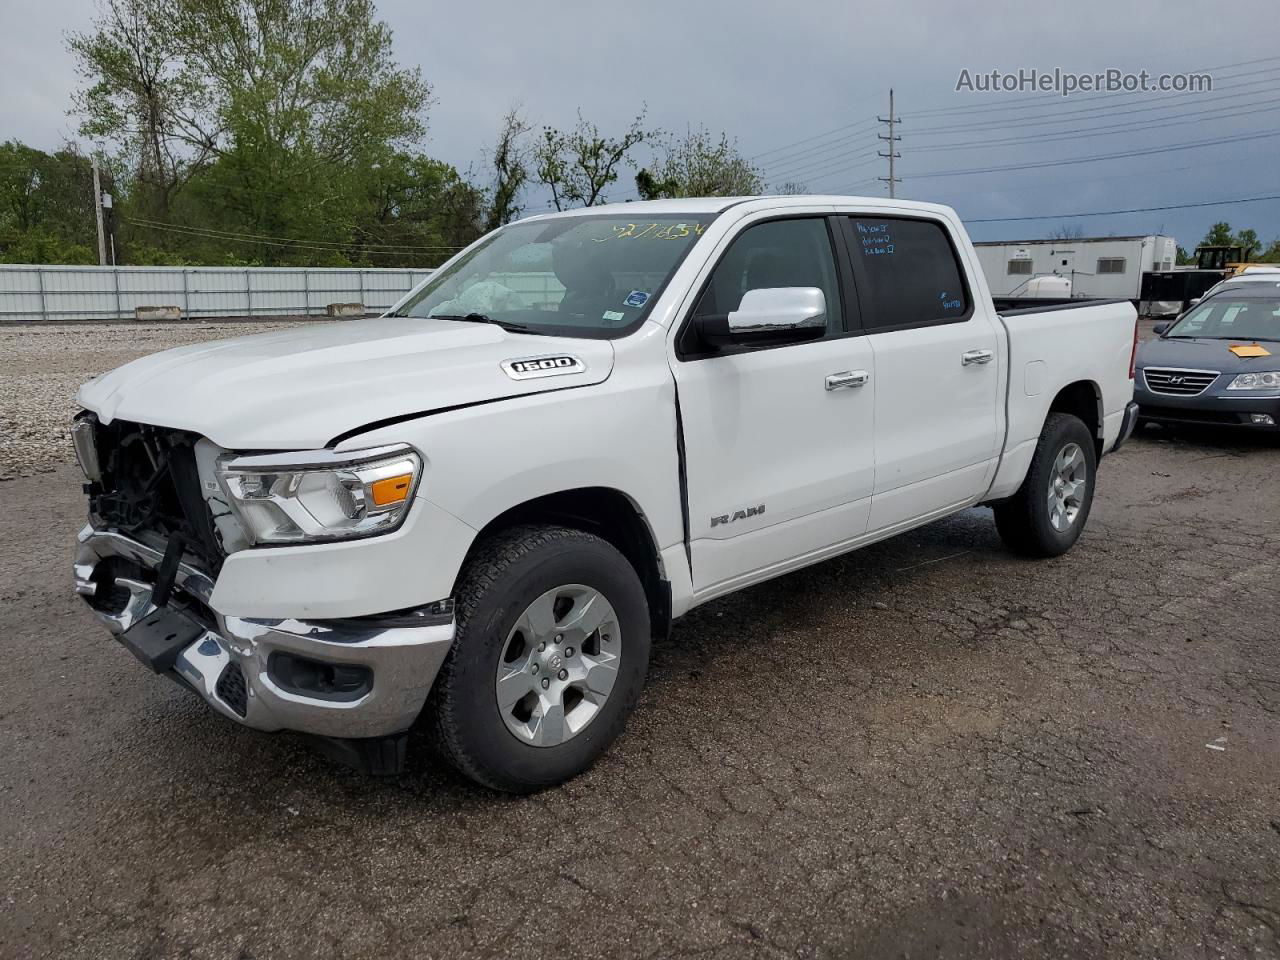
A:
[516, 195, 960, 222]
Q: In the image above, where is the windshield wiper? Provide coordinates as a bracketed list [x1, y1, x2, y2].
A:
[428, 312, 532, 333]
[1187, 335, 1279, 341]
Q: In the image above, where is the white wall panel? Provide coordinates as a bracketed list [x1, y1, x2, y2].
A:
[0, 265, 434, 322]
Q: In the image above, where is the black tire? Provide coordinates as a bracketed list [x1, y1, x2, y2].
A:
[993, 412, 1097, 558]
[429, 524, 651, 793]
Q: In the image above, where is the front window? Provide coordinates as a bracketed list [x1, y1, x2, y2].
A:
[1165, 294, 1280, 341]
[389, 214, 715, 338]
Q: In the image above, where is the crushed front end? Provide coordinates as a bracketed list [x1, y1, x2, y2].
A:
[70, 412, 455, 774]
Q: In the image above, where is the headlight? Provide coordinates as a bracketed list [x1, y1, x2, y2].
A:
[217, 444, 422, 545]
[1226, 371, 1280, 391]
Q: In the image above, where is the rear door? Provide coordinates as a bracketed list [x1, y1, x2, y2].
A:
[671, 214, 876, 596]
[838, 214, 1002, 532]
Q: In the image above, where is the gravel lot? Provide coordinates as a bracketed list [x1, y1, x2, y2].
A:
[1, 322, 1278, 959]
[0, 321, 298, 480]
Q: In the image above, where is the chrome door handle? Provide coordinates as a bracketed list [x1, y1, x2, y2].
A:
[825, 370, 870, 391]
[962, 349, 994, 366]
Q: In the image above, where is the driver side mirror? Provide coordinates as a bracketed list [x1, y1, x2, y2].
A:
[1152, 321, 1171, 335]
[695, 287, 827, 348]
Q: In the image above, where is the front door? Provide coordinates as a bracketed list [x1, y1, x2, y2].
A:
[838, 214, 1002, 532]
[671, 216, 876, 595]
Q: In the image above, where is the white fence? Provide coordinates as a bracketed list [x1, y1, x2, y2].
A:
[0, 264, 435, 322]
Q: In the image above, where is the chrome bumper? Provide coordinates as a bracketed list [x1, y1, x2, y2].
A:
[74, 525, 454, 739]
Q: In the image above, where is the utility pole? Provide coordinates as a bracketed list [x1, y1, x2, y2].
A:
[877, 88, 902, 198]
[91, 156, 107, 266]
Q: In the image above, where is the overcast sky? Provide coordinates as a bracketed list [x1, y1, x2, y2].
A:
[4, 0, 1278, 248]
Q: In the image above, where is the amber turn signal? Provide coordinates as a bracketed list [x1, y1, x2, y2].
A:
[370, 474, 413, 506]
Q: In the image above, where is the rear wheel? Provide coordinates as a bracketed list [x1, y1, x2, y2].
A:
[994, 413, 1097, 558]
[430, 524, 650, 793]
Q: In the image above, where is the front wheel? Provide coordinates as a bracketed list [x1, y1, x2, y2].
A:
[993, 412, 1097, 558]
[429, 524, 651, 793]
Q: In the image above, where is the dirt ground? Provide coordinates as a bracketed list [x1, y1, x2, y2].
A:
[1, 324, 1278, 959]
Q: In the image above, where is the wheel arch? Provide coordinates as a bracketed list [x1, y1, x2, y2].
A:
[1047, 379, 1103, 459]
[455, 487, 672, 641]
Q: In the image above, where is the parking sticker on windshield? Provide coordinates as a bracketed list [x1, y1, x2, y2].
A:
[624, 291, 650, 308]
[602, 310, 625, 322]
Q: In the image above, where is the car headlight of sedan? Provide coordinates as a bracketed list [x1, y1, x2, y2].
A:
[1226, 371, 1280, 391]
[217, 444, 422, 545]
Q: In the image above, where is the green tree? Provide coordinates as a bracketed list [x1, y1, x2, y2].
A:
[353, 153, 484, 266]
[1197, 222, 1263, 261]
[70, 0, 435, 264]
[0, 141, 101, 263]
[535, 109, 653, 210]
[1235, 228, 1259, 260]
[635, 127, 763, 200]
[1202, 222, 1234, 247]
[68, 0, 216, 217]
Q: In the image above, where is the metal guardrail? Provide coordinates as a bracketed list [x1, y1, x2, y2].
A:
[0, 264, 436, 322]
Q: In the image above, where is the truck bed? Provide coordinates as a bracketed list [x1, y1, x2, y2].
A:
[994, 297, 1132, 316]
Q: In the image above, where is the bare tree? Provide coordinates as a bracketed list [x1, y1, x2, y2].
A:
[1048, 224, 1085, 241]
[535, 109, 653, 210]
[774, 181, 809, 195]
[484, 106, 530, 231]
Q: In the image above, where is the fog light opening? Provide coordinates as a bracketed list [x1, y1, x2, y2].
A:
[1250, 414, 1276, 426]
[267, 652, 372, 702]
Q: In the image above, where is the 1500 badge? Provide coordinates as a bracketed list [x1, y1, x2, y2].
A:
[501, 355, 586, 381]
[710, 504, 765, 528]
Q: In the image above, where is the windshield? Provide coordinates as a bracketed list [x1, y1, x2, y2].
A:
[389, 214, 715, 338]
[1166, 294, 1280, 341]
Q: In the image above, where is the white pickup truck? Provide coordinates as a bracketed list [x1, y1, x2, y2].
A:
[72, 196, 1139, 791]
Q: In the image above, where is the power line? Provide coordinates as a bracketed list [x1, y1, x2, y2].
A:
[904, 129, 1280, 181]
[910, 69, 1280, 137]
[128, 217, 468, 252]
[912, 97, 1280, 154]
[964, 193, 1280, 223]
[939, 158, 1266, 200]
[128, 218, 466, 254]
[750, 117, 879, 162]
[759, 127, 879, 179]
[763, 148, 880, 185]
[742, 56, 1280, 191]
[906, 54, 1280, 119]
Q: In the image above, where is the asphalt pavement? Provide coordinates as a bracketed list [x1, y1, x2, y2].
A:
[2, 422, 1278, 959]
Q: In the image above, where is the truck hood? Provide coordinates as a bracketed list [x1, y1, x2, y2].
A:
[1137, 336, 1280, 376]
[78, 317, 615, 450]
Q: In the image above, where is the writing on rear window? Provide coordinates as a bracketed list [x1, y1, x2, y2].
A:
[856, 221, 895, 256]
[848, 217, 970, 330]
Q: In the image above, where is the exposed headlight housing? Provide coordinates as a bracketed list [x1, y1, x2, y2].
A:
[217, 444, 422, 545]
[1226, 371, 1280, 391]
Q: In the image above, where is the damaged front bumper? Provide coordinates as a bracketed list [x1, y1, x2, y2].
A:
[74, 525, 454, 756]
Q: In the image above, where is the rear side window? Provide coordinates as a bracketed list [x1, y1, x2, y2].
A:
[845, 217, 971, 330]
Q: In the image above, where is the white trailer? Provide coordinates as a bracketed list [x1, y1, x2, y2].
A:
[975, 235, 1177, 300]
